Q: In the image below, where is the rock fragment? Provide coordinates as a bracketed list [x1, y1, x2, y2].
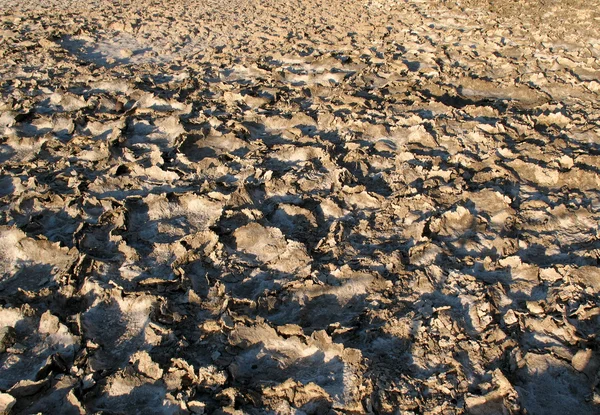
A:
[0, 393, 16, 415]
[0, 327, 16, 353]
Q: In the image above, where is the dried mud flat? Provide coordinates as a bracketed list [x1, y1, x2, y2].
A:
[1, 0, 600, 413]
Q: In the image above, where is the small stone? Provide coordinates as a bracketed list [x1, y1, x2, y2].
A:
[202, 320, 221, 333]
[503, 309, 518, 326]
[0, 326, 16, 353]
[539, 268, 562, 283]
[558, 155, 574, 169]
[276, 324, 304, 337]
[131, 351, 163, 380]
[526, 301, 544, 315]
[588, 81, 600, 92]
[572, 349, 593, 372]
[0, 393, 16, 415]
[188, 401, 206, 414]
[39, 311, 60, 335]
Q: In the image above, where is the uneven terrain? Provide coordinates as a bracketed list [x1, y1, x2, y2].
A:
[1, 0, 600, 413]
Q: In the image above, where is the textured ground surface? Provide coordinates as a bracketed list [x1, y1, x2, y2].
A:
[1, 0, 600, 413]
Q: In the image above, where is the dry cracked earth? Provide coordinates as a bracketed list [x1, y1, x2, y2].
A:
[1, 0, 600, 414]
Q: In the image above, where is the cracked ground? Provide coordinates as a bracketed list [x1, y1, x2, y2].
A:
[1, 0, 600, 413]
